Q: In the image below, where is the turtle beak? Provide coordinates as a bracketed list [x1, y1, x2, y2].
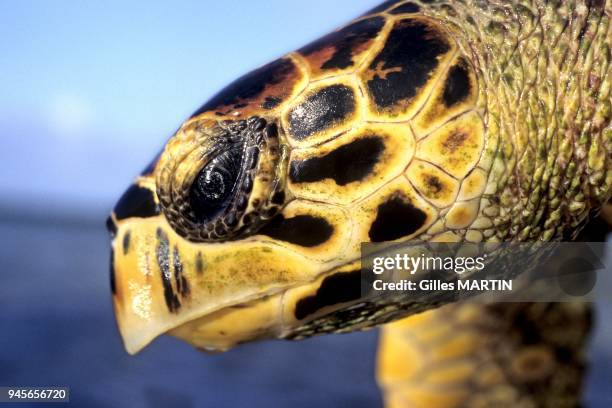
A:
[108, 191, 317, 354]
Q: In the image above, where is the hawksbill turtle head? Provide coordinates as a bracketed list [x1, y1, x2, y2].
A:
[107, 0, 611, 355]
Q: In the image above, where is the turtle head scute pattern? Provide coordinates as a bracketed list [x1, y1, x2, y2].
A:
[109, 2, 474, 357]
[258, 214, 334, 247]
[289, 136, 386, 186]
[442, 58, 472, 107]
[369, 192, 428, 242]
[286, 84, 357, 141]
[113, 184, 160, 221]
[298, 16, 386, 78]
[359, 17, 454, 119]
[191, 57, 306, 119]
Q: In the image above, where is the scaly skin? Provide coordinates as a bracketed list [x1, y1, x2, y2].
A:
[375, 1, 610, 407]
[378, 302, 592, 408]
[418, 0, 611, 241]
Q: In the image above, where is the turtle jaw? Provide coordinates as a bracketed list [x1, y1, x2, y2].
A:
[109, 212, 326, 354]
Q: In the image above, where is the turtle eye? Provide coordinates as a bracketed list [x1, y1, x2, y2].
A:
[189, 145, 243, 221]
[157, 116, 287, 242]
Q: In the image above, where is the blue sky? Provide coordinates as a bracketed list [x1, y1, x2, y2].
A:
[0, 0, 379, 214]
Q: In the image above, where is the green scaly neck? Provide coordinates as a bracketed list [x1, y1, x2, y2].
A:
[422, 0, 611, 240]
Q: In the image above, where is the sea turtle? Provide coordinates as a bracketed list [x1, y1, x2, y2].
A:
[107, 0, 611, 406]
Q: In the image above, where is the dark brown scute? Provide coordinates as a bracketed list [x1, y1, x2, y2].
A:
[363, 18, 451, 112]
[289, 136, 385, 185]
[287, 84, 355, 140]
[271, 190, 285, 205]
[262, 96, 282, 109]
[191, 58, 298, 117]
[114, 184, 160, 221]
[442, 59, 471, 107]
[369, 193, 427, 241]
[299, 17, 385, 71]
[259, 214, 333, 247]
[294, 270, 362, 320]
